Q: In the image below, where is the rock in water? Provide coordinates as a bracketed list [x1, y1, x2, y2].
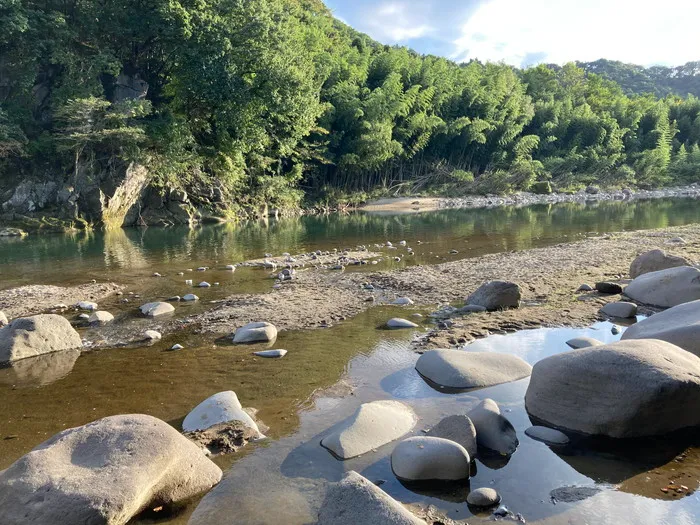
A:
[621, 299, 700, 356]
[600, 302, 637, 318]
[233, 321, 278, 343]
[525, 339, 700, 438]
[393, 297, 414, 305]
[144, 330, 162, 341]
[426, 415, 478, 458]
[182, 391, 263, 438]
[466, 280, 521, 310]
[0, 311, 8, 327]
[630, 249, 691, 278]
[88, 311, 115, 324]
[525, 426, 570, 445]
[0, 314, 83, 364]
[183, 293, 199, 302]
[139, 302, 175, 317]
[321, 400, 416, 459]
[253, 349, 287, 358]
[0, 414, 222, 525]
[415, 349, 532, 389]
[595, 282, 622, 294]
[391, 436, 470, 481]
[318, 471, 425, 525]
[386, 318, 419, 329]
[467, 399, 518, 455]
[77, 300, 98, 311]
[467, 488, 501, 508]
[624, 266, 700, 307]
[566, 336, 603, 349]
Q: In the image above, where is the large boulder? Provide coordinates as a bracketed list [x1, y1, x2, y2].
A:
[621, 299, 700, 356]
[624, 266, 700, 307]
[426, 415, 478, 458]
[0, 314, 82, 364]
[467, 399, 518, 455]
[0, 414, 222, 525]
[415, 349, 531, 389]
[525, 339, 700, 438]
[139, 302, 175, 317]
[318, 471, 425, 525]
[466, 281, 521, 310]
[182, 391, 263, 438]
[321, 400, 416, 459]
[630, 249, 691, 279]
[391, 436, 471, 481]
[232, 321, 277, 343]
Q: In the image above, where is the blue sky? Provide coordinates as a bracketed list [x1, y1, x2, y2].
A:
[323, 0, 700, 67]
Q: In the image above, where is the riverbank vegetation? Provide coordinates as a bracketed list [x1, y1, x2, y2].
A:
[2, 0, 700, 220]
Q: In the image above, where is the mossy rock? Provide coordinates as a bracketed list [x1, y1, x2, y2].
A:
[530, 181, 553, 195]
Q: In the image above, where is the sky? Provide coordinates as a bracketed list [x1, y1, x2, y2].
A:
[323, 0, 700, 68]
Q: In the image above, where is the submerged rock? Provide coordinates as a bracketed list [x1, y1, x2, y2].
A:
[0, 347, 80, 387]
[467, 399, 518, 455]
[415, 349, 532, 389]
[386, 318, 419, 329]
[630, 249, 691, 278]
[525, 339, 700, 438]
[525, 426, 570, 445]
[566, 336, 603, 349]
[184, 421, 258, 456]
[391, 436, 471, 481]
[139, 302, 175, 317]
[182, 391, 263, 438]
[600, 301, 637, 318]
[233, 321, 278, 343]
[466, 280, 521, 310]
[253, 349, 287, 358]
[621, 299, 700, 356]
[0, 314, 83, 364]
[318, 471, 425, 525]
[0, 414, 222, 525]
[321, 400, 416, 459]
[426, 414, 478, 458]
[467, 488, 501, 508]
[624, 266, 700, 307]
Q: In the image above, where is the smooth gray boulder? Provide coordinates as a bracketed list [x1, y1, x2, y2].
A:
[89, 310, 114, 324]
[466, 280, 521, 310]
[182, 391, 263, 438]
[624, 266, 700, 307]
[140, 302, 175, 317]
[426, 415, 478, 458]
[630, 249, 691, 278]
[321, 400, 416, 459]
[391, 436, 470, 481]
[525, 339, 700, 438]
[566, 336, 603, 349]
[525, 426, 570, 445]
[0, 314, 83, 364]
[318, 471, 425, 525]
[415, 349, 532, 389]
[467, 399, 518, 455]
[233, 321, 277, 343]
[621, 299, 700, 356]
[386, 318, 419, 329]
[467, 488, 501, 507]
[0, 310, 8, 326]
[600, 301, 637, 318]
[0, 414, 222, 525]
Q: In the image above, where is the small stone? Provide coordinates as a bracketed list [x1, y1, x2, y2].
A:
[153, 272, 162, 277]
[393, 297, 414, 306]
[601, 302, 637, 318]
[88, 311, 114, 325]
[78, 313, 90, 320]
[577, 284, 593, 292]
[595, 282, 623, 294]
[449, 249, 459, 254]
[467, 488, 501, 508]
[253, 349, 287, 358]
[386, 318, 419, 329]
[566, 336, 603, 349]
[183, 294, 199, 302]
[185, 279, 193, 285]
[197, 267, 207, 271]
[144, 330, 162, 341]
[167, 296, 181, 302]
[170, 344, 184, 350]
[611, 325, 621, 335]
[77, 301, 98, 311]
[198, 281, 211, 288]
[225, 265, 236, 271]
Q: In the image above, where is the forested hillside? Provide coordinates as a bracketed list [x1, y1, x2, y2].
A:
[1, 0, 700, 226]
[577, 59, 700, 98]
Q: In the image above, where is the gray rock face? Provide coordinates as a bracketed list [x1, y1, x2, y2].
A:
[386, 318, 419, 329]
[0, 310, 8, 326]
[182, 391, 263, 438]
[565, 336, 603, 349]
[621, 299, 700, 356]
[321, 400, 416, 459]
[600, 301, 638, 318]
[466, 280, 521, 310]
[630, 249, 691, 279]
[467, 488, 501, 507]
[233, 321, 278, 343]
[624, 266, 700, 307]
[318, 471, 425, 525]
[426, 415, 478, 458]
[391, 436, 471, 481]
[88, 310, 114, 324]
[0, 414, 222, 525]
[525, 426, 570, 445]
[525, 339, 700, 438]
[415, 349, 532, 389]
[139, 302, 175, 317]
[467, 399, 518, 455]
[0, 314, 83, 364]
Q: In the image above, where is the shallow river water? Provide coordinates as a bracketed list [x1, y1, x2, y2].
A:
[1, 197, 700, 524]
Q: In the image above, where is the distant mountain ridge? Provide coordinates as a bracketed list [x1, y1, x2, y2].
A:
[573, 59, 700, 98]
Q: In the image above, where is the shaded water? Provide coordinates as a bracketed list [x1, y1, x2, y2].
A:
[1, 198, 700, 524]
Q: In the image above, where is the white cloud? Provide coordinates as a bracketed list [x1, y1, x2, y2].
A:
[452, 0, 700, 66]
[364, 1, 435, 43]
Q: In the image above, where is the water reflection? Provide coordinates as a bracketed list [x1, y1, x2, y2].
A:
[0, 348, 80, 387]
